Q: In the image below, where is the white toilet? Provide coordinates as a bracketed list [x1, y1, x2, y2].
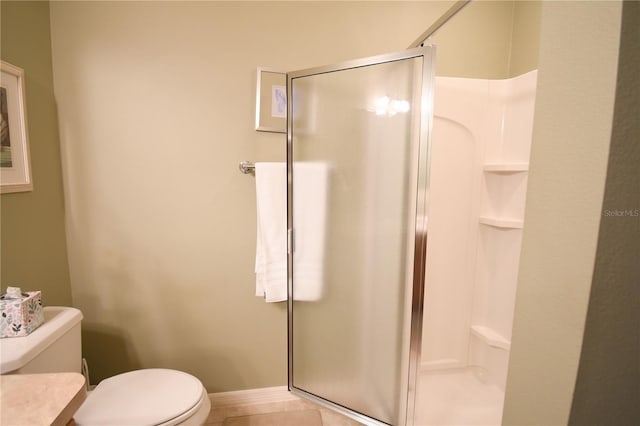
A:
[0, 306, 211, 425]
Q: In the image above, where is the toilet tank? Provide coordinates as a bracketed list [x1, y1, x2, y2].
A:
[0, 306, 83, 375]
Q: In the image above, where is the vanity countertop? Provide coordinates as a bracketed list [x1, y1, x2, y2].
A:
[0, 372, 86, 426]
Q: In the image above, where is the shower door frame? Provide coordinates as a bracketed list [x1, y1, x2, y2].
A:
[286, 46, 435, 426]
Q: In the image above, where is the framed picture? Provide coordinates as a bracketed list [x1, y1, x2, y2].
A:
[255, 67, 286, 133]
[1, 61, 32, 193]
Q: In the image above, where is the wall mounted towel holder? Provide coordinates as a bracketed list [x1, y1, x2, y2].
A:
[239, 161, 255, 174]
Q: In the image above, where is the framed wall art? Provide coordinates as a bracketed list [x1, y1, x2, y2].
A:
[1, 60, 32, 193]
[255, 67, 286, 133]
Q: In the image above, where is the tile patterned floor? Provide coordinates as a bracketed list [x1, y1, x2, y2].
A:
[204, 388, 362, 426]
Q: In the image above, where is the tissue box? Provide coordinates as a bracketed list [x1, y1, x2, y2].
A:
[0, 291, 44, 338]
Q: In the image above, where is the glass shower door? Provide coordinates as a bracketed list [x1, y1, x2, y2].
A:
[287, 47, 435, 426]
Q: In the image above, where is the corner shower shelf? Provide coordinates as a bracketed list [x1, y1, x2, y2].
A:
[471, 325, 511, 351]
[483, 163, 529, 173]
[479, 216, 523, 229]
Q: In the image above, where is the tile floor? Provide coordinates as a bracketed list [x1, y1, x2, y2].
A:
[204, 388, 362, 426]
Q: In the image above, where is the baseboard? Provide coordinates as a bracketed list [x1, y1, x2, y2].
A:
[208, 385, 297, 407]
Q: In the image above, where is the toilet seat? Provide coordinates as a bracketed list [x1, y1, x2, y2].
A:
[73, 368, 210, 426]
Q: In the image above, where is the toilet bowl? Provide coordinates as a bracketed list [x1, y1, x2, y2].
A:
[0, 306, 211, 425]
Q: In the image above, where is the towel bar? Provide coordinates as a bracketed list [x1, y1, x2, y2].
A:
[239, 161, 255, 174]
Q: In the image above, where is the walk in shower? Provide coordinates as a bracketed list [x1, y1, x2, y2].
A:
[285, 60, 538, 426]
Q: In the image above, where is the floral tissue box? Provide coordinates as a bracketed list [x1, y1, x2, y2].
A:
[0, 291, 44, 338]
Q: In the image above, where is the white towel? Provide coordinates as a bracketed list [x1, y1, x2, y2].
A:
[291, 162, 329, 301]
[255, 162, 287, 302]
[254, 162, 329, 302]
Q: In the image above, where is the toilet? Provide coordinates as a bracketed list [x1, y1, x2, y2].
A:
[0, 306, 211, 425]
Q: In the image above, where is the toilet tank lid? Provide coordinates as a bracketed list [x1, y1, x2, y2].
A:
[73, 368, 205, 426]
[0, 306, 83, 374]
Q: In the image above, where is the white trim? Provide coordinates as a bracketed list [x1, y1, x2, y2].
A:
[208, 386, 296, 407]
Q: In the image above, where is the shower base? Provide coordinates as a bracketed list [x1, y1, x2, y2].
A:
[414, 367, 504, 426]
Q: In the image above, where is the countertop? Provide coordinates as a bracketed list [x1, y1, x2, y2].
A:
[0, 372, 87, 426]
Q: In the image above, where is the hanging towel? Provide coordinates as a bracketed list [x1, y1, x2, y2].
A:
[254, 161, 329, 302]
[291, 162, 329, 301]
[255, 163, 287, 302]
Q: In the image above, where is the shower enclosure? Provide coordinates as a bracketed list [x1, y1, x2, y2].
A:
[286, 47, 435, 425]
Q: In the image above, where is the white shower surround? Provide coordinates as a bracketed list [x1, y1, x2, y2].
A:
[417, 70, 537, 425]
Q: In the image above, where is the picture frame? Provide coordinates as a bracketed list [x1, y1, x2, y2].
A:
[255, 67, 286, 133]
[1, 60, 32, 193]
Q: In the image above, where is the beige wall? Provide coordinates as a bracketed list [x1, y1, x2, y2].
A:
[0, 1, 72, 306]
[430, 0, 541, 80]
[431, 0, 513, 79]
[509, 1, 541, 77]
[503, 1, 626, 424]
